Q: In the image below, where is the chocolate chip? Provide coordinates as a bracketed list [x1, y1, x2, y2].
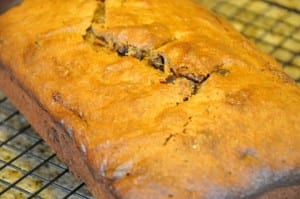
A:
[183, 73, 208, 84]
[134, 49, 147, 60]
[150, 53, 165, 71]
[190, 81, 198, 95]
[165, 75, 176, 84]
[160, 75, 176, 84]
[52, 92, 62, 103]
[183, 96, 189, 101]
[114, 43, 128, 56]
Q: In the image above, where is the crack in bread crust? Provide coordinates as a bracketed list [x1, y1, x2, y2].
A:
[2, 0, 300, 198]
[82, 3, 222, 103]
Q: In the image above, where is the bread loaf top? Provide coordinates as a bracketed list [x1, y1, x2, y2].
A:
[0, 0, 300, 198]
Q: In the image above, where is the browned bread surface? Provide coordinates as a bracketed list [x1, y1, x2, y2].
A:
[0, 0, 300, 198]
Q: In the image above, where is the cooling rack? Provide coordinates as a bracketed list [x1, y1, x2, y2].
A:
[202, 0, 300, 84]
[0, 0, 299, 198]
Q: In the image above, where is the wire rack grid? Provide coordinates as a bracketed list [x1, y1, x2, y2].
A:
[0, 0, 299, 198]
[0, 95, 93, 198]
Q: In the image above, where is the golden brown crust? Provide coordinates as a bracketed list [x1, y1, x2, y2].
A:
[0, 0, 300, 198]
[0, 62, 116, 199]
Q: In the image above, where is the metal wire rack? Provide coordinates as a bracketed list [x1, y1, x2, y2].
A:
[0, 94, 93, 198]
[202, 0, 300, 84]
[0, 0, 299, 198]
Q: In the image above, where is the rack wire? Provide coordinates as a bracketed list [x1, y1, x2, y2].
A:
[202, 0, 300, 84]
[0, 94, 93, 198]
[0, 0, 299, 198]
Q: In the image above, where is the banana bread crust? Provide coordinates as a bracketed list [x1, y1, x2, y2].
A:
[0, 0, 300, 198]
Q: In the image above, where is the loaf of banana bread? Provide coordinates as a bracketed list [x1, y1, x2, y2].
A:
[0, 0, 300, 198]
